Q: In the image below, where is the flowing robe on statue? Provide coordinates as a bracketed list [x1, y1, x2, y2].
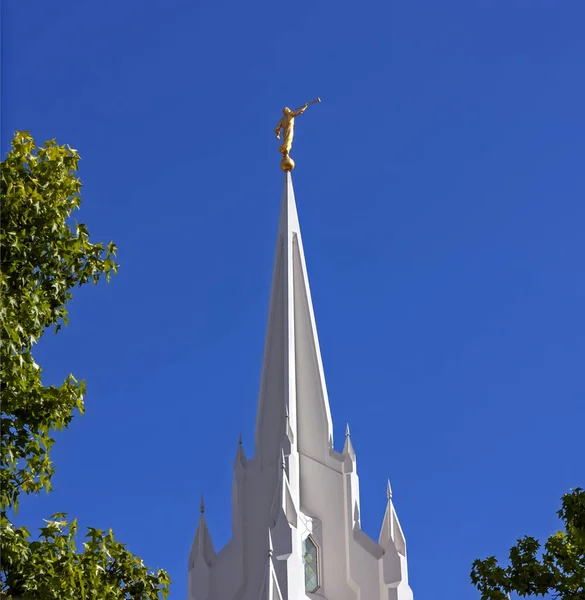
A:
[278, 117, 294, 155]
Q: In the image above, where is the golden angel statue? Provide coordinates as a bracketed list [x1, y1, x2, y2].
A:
[274, 98, 320, 171]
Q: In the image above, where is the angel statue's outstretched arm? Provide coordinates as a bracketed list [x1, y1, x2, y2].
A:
[291, 104, 309, 118]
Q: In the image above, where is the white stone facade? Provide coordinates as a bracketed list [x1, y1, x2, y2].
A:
[188, 173, 414, 600]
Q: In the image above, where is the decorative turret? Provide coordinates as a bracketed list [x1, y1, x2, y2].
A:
[378, 479, 406, 555]
[343, 423, 356, 460]
[233, 433, 246, 476]
[188, 496, 216, 600]
[379, 480, 413, 600]
[190, 497, 215, 564]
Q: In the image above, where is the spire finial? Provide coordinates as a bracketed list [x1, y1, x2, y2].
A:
[387, 479, 393, 500]
[238, 432, 243, 446]
[200, 494, 205, 514]
[274, 98, 321, 171]
[346, 423, 351, 437]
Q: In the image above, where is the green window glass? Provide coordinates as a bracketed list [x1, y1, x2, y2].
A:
[302, 536, 319, 593]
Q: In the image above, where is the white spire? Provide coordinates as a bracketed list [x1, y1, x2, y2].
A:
[255, 172, 334, 468]
[188, 170, 415, 600]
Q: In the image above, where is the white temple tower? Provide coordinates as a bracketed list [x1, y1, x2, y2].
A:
[188, 172, 414, 600]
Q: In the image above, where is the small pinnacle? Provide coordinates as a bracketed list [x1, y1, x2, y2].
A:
[238, 432, 243, 445]
[267, 530, 274, 557]
[343, 423, 356, 459]
[280, 448, 286, 470]
[200, 494, 205, 514]
[387, 479, 393, 500]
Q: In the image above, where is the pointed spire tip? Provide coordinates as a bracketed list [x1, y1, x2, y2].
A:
[386, 479, 393, 500]
[200, 494, 205, 514]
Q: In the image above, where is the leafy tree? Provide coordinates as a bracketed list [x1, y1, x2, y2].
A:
[471, 488, 585, 600]
[1, 515, 170, 599]
[1, 131, 170, 598]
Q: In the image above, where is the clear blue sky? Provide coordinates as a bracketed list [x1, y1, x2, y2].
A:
[2, 1, 584, 598]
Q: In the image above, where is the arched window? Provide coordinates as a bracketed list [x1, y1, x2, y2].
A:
[302, 536, 319, 593]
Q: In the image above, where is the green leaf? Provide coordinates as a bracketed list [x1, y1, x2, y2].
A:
[470, 488, 585, 599]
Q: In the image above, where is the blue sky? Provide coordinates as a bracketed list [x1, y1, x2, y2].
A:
[2, 1, 584, 598]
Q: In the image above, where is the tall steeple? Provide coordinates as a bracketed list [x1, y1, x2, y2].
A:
[188, 172, 414, 600]
[255, 172, 334, 470]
